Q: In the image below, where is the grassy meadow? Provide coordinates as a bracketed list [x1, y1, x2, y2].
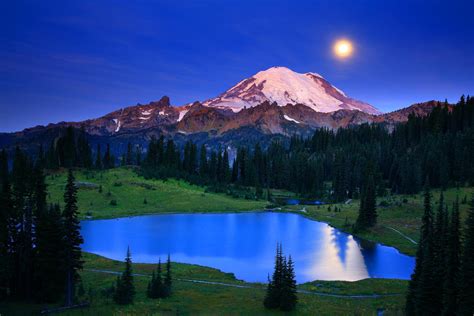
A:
[1, 253, 407, 315]
[46, 167, 267, 220]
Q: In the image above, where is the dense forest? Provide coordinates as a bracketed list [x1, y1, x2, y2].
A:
[405, 188, 474, 315]
[149, 95, 474, 200]
[0, 153, 83, 303]
[35, 95, 474, 202]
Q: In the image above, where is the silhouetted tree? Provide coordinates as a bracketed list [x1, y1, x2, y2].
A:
[63, 169, 84, 306]
[113, 247, 135, 305]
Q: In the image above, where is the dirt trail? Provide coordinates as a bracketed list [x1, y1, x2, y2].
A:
[85, 268, 403, 299]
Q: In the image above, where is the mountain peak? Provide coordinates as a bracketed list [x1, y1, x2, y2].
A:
[203, 66, 381, 115]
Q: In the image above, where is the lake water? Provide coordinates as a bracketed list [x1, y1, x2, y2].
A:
[81, 212, 415, 283]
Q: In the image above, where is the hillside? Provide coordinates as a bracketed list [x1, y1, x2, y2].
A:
[46, 168, 267, 219]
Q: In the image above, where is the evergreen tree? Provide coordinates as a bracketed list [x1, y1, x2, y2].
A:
[126, 143, 133, 165]
[63, 169, 84, 306]
[95, 144, 102, 170]
[264, 244, 283, 309]
[416, 187, 437, 316]
[0, 150, 12, 299]
[263, 244, 297, 311]
[113, 247, 135, 305]
[135, 146, 141, 166]
[12, 147, 34, 299]
[432, 192, 446, 312]
[35, 204, 65, 302]
[199, 145, 208, 177]
[103, 144, 112, 169]
[280, 255, 297, 311]
[406, 185, 433, 315]
[164, 254, 172, 297]
[458, 196, 474, 315]
[147, 259, 162, 299]
[77, 127, 92, 168]
[442, 198, 460, 316]
[355, 171, 377, 230]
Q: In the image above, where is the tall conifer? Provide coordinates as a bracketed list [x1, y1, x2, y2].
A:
[458, 196, 474, 315]
[63, 169, 84, 306]
[442, 198, 460, 315]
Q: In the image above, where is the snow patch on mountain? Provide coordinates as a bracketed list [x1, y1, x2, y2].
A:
[177, 109, 189, 122]
[115, 120, 121, 132]
[283, 115, 300, 124]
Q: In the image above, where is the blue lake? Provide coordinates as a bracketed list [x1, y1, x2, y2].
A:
[81, 212, 415, 283]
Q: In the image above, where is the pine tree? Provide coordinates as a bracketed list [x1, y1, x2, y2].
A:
[263, 244, 297, 311]
[280, 255, 297, 311]
[199, 144, 208, 177]
[442, 198, 460, 315]
[135, 146, 141, 166]
[264, 244, 283, 309]
[147, 259, 163, 299]
[432, 192, 446, 312]
[95, 144, 102, 169]
[164, 254, 172, 297]
[0, 150, 12, 299]
[458, 195, 474, 315]
[126, 143, 133, 165]
[103, 144, 112, 169]
[222, 149, 230, 183]
[12, 147, 34, 299]
[114, 247, 135, 305]
[35, 204, 65, 302]
[406, 185, 433, 315]
[355, 171, 377, 230]
[63, 169, 84, 306]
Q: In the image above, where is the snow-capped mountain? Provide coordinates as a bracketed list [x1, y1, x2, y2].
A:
[0, 66, 448, 156]
[203, 66, 381, 115]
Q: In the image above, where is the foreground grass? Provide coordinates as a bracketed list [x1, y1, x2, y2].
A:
[46, 168, 267, 219]
[285, 186, 473, 256]
[1, 253, 407, 315]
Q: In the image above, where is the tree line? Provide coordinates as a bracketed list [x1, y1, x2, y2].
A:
[0, 148, 83, 304]
[140, 95, 474, 202]
[32, 95, 473, 204]
[405, 187, 474, 315]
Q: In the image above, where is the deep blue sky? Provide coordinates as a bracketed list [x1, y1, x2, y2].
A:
[1, 0, 473, 132]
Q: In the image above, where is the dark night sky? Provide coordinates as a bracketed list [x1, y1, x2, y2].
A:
[1, 0, 473, 132]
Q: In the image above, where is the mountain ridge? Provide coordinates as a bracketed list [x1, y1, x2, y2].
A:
[0, 67, 452, 156]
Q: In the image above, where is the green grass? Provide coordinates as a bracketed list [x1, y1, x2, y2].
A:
[46, 168, 267, 220]
[1, 253, 407, 315]
[284, 186, 473, 256]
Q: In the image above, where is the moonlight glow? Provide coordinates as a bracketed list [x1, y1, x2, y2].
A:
[333, 39, 353, 58]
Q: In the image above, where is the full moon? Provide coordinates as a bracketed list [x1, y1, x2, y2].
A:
[333, 39, 353, 58]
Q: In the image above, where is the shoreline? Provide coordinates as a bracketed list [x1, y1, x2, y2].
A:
[81, 207, 416, 257]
